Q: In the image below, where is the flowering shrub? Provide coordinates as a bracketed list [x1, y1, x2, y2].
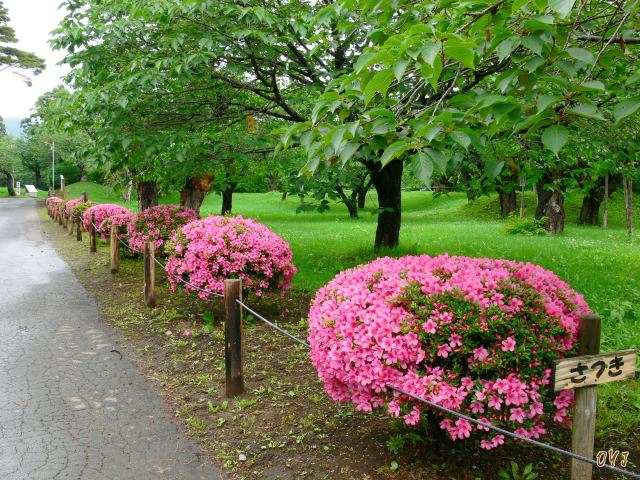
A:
[166, 215, 297, 299]
[126, 205, 198, 254]
[46, 197, 63, 216]
[71, 201, 95, 225]
[100, 211, 135, 241]
[308, 255, 590, 449]
[83, 204, 131, 239]
[64, 198, 83, 216]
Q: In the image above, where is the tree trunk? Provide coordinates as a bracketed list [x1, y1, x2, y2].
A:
[136, 181, 158, 211]
[123, 179, 133, 203]
[334, 185, 359, 218]
[578, 190, 603, 225]
[35, 167, 42, 190]
[498, 189, 517, 216]
[180, 176, 212, 214]
[5, 172, 16, 196]
[535, 176, 565, 234]
[357, 178, 373, 209]
[368, 160, 403, 250]
[543, 190, 565, 234]
[623, 175, 633, 238]
[79, 165, 88, 182]
[221, 185, 234, 215]
[603, 172, 609, 229]
[535, 180, 553, 220]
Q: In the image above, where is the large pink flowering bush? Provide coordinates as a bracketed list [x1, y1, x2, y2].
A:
[46, 197, 63, 216]
[82, 204, 131, 239]
[166, 215, 297, 299]
[64, 198, 83, 216]
[126, 205, 198, 254]
[100, 211, 135, 241]
[309, 255, 590, 449]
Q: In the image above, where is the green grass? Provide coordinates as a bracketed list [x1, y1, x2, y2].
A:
[53, 181, 640, 438]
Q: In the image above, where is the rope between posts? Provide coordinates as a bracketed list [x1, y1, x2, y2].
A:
[235, 299, 310, 348]
[231, 300, 640, 479]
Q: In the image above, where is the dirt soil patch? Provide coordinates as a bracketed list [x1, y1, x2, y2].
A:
[40, 208, 638, 480]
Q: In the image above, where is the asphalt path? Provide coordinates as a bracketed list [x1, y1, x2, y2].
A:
[0, 198, 223, 480]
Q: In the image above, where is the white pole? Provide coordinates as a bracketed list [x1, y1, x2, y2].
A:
[52, 141, 56, 190]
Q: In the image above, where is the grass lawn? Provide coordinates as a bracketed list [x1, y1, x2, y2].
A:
[55, 181, 639, 443]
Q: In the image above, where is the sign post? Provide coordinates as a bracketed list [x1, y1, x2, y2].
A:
[552, 315, 637, 480]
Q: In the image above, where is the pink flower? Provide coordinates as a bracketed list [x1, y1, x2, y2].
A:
[501, 336, 516, 352]
[183, 329, 192, 338]
[422, 319, 437, 333]
[437, 344, 452, 358]
[473, 347, 489, 361]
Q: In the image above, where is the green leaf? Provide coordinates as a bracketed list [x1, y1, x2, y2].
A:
[364, 69, 395, 105]
[339, 142, 360, 165]
[581, 80, 605, 91]
[549, 0, 576, 18]
[568, 103, 605, 120]
[566, 47, 595, 65]
[536, 95, 561, 113]
[419, 123, 443, 141]
[392, 58, 409, 81]
[541, 124, 569, 156]
[613, 99, 640, 124]
[412, 152, 433, 184]
[425, 148, 449, 172]
[421, 42, 440, 67]
[496, 37, 519, 62]
[522, 36, 544, 56]
[330, 126, 346, 151]
[449, 130, 471, 149]
[444, 39, 475, 69]
[485, 157, 504, 178]
[379, 140, 412, 167]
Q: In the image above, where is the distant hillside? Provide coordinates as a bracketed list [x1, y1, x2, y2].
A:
[3, 117, 24, 137]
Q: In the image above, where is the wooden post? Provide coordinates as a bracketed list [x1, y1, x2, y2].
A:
[110, 225, 120, 274]
[144, 241, 156, 308]
[82, 191, 88, 203]
[58, 208, 63, 226]
[76, 215, 82, 241]
[89, 215, 97, 253]
[519, 177, 526, 218]
[571, 314, 601, 480]
[224, 279, 244, 397]
[68, 212, 74, 236]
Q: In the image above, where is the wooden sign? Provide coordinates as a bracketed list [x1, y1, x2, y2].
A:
[553, 349, 636, 392]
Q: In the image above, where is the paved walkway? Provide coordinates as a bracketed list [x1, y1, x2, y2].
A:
[0, 198, 223, 480]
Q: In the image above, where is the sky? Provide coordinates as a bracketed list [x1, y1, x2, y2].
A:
[0, 0, 69, 119]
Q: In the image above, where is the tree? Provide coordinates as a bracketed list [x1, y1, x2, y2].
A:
[0, 1, 45, 81]
[288, 0, 639, 245]
[0, 116, 6, 137]
[0, 136, 19, 195]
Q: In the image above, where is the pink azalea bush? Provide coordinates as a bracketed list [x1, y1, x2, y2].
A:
[308, 255, 590, 449]
[166, 215, 297, 299]
[100, 211, 135, 241]
[71, 201, 95, 224]
[64, 198, 83, 216]
[82, 204, 131, 239]
[126, 205, 198, 254]
[46, 196, 63, 216]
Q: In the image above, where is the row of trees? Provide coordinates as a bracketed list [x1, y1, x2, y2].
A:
[34, 0, 640, 248]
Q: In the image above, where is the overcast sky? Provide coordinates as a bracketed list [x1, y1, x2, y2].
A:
[0, 0, 69, 119]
